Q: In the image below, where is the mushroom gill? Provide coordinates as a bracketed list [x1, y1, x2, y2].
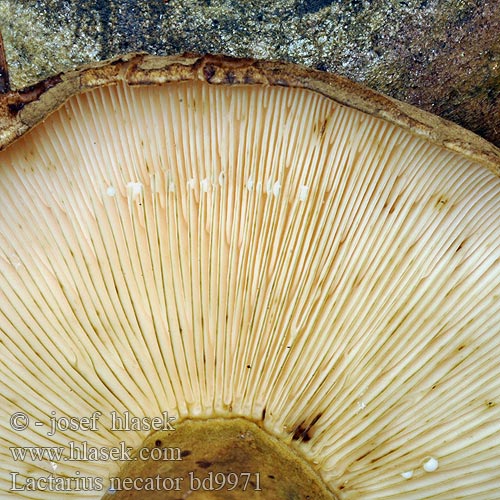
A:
[0, 55, 500, 499]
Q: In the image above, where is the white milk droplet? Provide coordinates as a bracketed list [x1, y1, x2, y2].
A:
[356, 400, 367, 413]
[127, 182, 143, 200]
[298, 185, 309, 201]
[106, 186, 116, 197]
[401, 470, 413, 479]
[423, 457, 439, 472]
[10, 253, 22, 269]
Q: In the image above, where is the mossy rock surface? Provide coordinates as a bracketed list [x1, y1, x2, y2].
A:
[1, 0, 499, 146]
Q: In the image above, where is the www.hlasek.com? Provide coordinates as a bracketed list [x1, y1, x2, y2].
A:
[8, 410, 262, 493]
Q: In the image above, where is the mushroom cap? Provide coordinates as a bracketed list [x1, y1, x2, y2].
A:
[1, 54, 500, 499]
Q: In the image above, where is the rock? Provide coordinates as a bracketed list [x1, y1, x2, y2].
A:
[1, 0, 499, 147]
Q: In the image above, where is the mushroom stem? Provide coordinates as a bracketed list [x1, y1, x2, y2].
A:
[100, 418, 337, 499]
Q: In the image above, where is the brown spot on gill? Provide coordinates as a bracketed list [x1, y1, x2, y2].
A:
[291, 413, 322, 442]
[435, 195, 449, 209]
[356, 450, 371, 461]
[370, 449, 396, 463]
[319, 117, 329, 138]
[388, 193, 403, 214]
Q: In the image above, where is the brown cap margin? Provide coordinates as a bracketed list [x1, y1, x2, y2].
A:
[1, 52, 499, 176]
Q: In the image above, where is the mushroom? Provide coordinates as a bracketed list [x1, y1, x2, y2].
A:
[1, 52, 500, 500]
